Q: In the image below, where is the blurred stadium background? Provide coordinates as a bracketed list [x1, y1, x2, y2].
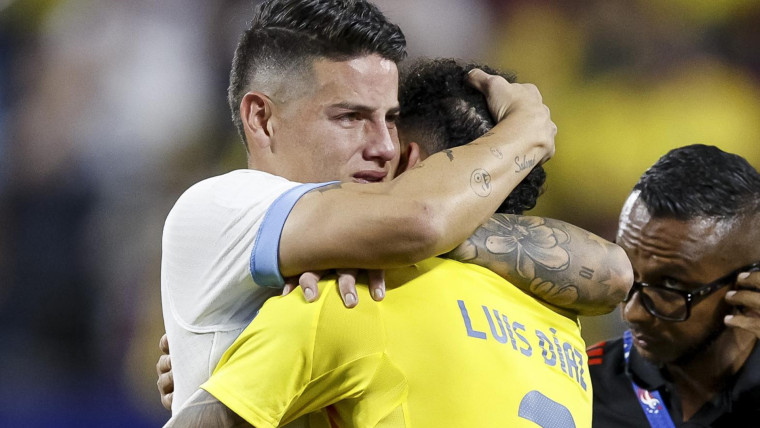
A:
[1, 0, 758, 426]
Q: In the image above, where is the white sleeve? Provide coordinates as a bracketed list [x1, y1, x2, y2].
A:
[250, 181, 338, 287]
[161, 169, 300, 332]
[161, 169, 334, 411]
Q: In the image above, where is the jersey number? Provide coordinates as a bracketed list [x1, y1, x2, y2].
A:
[518, 390, 575, 428]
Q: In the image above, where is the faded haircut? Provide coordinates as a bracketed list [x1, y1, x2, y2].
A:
[228, 0, 407, 147]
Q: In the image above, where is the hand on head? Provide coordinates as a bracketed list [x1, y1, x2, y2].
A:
[466, 68, 556, 165]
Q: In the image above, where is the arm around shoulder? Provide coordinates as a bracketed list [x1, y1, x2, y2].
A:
[279, 77, 557, 276]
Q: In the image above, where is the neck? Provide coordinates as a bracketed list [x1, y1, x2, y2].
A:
[665, 329, 755, 421]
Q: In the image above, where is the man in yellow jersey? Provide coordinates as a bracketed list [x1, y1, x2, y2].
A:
[163, 58, 629, 428]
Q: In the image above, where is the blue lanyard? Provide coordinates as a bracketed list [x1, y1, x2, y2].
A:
[623, 330, 677, 428]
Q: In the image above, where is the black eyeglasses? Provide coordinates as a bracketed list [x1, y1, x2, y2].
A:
[624, 261, 760, 322]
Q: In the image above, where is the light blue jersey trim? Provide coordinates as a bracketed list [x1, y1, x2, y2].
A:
[251, 181, 338, 288]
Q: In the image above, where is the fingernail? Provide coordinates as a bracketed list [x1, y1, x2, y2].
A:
[726, 291, 736, 298]
[304, 288, 315, 301]
[373, 288, 384, 300]
[344, 293, 357, 307]
[738, 272, 750, 280]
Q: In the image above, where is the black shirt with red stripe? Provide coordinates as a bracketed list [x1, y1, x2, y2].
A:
[586, 335, 760, 427]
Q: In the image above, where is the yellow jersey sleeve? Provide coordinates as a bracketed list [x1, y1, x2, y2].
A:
[201, 279, 403, 427]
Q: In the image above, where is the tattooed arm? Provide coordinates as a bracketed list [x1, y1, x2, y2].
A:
[447, 214, 633, 316]
[164, 390, 252, 428]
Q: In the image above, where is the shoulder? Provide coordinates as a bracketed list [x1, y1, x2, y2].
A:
[163, 169, 303, 234]
[587, 336, 625, 373]
[251, 281, 386, 373]
[586, 336, 645, 427]
[586, 336, 631, 401]
[172, 170, 299, 210]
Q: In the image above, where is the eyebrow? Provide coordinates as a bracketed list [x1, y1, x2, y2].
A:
[331, 102, 401, 116]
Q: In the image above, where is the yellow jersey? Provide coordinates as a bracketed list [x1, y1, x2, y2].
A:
[203, 258, 592, 428]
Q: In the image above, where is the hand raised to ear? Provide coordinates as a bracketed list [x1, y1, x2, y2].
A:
[725, 268, 760, 338]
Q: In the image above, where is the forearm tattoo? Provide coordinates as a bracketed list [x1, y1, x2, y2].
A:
[164, 390, 252, 428]
[443, 149, 454, 161]
[470, 169, 492, 197]
[514, 154, 536, 173]
[447, 214, 617, 312]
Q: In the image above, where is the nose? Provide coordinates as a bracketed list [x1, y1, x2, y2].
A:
[621, 290, 653, 324]
[364, 120, 397, 163]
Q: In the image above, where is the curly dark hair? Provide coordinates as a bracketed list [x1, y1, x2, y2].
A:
[398, 58, 546, 215]
[228, 0, 407, 146]
[634, 144, 760, 219]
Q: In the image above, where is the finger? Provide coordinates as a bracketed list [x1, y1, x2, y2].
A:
[299, 271, 323, 302]
[724, 313, 760, 338]
[736, 270, 760, 291]
[157, 370, 174, 394]
[465, 68, 493, 92]
[160, 392, 173, 411]
[368, 269, 385, 301]
[157, 353, 172, 375]
[337, 269, 358, 308]
[159, 333, 169, 353]
[466, 69, 521, 123]
[725, 289, 760, 316]
[282, 282, 296, 296]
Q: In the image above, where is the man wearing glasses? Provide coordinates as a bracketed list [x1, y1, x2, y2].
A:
[588, 144, 760, 427]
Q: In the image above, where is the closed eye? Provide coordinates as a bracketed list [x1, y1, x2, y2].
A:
[386, 113, 399, 129]
[337, 112, 363, 122]
[661, 277, 687, 291]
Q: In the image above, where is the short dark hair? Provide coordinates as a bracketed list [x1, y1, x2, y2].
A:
[398, 58, 546, 215]
[228, 0, 407, 146]
[634, 144, 760, 219]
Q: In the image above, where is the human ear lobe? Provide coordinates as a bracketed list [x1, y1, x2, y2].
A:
[396, 141, 423, 177]
[241, 92, 275, 149]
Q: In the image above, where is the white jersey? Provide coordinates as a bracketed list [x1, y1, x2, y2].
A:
[160, 169, 332, 417]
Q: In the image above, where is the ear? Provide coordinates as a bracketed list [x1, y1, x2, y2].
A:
[240, 92, 275, 151]
[396, 141, 424, 177]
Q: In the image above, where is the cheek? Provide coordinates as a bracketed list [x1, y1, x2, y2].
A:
[690, 293, 733, 325]
[620, 294, 648, 321]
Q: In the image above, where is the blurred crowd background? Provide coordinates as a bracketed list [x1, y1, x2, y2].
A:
[1, 0, 759, 426]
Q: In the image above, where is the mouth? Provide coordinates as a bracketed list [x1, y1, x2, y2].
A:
[352, 171, 387, 183]
[629, 329, 660, 350]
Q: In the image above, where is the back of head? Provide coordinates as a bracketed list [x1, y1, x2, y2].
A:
[633, 144, 760, 220]
[398, 58, 546, 215]
[229, 0, 407, 144]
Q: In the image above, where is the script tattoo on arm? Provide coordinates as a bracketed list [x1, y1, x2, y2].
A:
[514, 154, 536, 173]
[446, 214, 624, 316]
[164, 390, 252, 428]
